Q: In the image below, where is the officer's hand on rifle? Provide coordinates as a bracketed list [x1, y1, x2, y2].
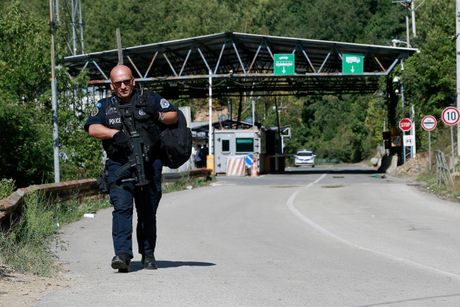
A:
[113, 131, 131, 152]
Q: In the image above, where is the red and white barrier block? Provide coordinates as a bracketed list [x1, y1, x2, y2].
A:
[226, 156, 246, 176]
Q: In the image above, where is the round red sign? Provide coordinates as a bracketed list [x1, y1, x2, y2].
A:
[399, 118, 412, 132]
[421, 115, 437, 131]
[441, 106, 460, 126]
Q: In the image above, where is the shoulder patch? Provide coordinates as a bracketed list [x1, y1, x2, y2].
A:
[90, 107, 100, 117]
[160, 98, 170, 109]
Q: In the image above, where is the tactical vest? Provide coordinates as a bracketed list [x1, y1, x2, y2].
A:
[102, 92, 160, 162]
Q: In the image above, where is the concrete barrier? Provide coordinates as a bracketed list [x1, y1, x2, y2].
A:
[0, 169, 212, 225]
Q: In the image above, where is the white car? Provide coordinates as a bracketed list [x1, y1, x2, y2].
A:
[294, 150, 315, 167]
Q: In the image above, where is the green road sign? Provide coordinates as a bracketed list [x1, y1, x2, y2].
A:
[342, 53, 364, 74]
[274, 54, 295, 75]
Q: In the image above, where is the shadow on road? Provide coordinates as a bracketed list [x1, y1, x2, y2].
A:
[129, 260, 216, 271]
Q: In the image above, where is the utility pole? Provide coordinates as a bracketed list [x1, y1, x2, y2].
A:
[63, 0, 85, 55]
[411, 0, 416, 37]
[393, 0, 424, 43]
[49, 0, 61, 182]
[457, 0, 460, 155]
[208, 70, 214, 173]
[116, 28, 123, 64]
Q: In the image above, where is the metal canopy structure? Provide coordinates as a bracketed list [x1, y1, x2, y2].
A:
[64, 32, 418, 98]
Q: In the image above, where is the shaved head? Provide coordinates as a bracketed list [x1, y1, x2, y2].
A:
[110, 65, 133, 81]
[110, 65, 135, 101]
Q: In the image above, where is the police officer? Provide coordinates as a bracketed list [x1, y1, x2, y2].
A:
[84, 65, 178, 272]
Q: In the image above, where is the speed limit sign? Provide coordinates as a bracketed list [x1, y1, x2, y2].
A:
[441, 107, 460, 126]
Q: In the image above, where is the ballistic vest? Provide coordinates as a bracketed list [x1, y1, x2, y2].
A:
[102, 91, 160, 162]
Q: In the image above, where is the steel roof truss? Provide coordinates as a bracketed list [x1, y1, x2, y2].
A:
[179, 48, 192, 77]
[318, 51, 331, 73]
[373, 56, 385, 72]
[143, 51, 158, 78]
[162, 53, 178, 77]
[386, 58, 400, 75]
[232, 41, 247, 75]
[265, 43, 274, 60]
[127, 55, 143, 78]
[300, 46, 317, 73]
[248, 42, 262, 74]
[81, 60, 89, 72]
[63, 32, 417, 97]
[197, 47, 212, 74]
[92, 60, 108, 80]
[214, 42, 226, 75]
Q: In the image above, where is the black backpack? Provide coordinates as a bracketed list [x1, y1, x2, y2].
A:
[159, 109, 192, 168]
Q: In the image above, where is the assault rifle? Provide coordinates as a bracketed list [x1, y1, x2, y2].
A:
[114, 103, 150, 187]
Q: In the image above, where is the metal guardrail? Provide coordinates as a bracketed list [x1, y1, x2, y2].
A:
[0, 169, 211, 226]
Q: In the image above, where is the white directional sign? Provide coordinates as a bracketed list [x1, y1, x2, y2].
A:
[441, 107, 460, 126]
[403, 134, 415, 147]
[421, 115, 437, 131]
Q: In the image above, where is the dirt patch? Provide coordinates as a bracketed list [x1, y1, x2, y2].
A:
[0, 265, 69, 307]
[392, 152, 430, 178]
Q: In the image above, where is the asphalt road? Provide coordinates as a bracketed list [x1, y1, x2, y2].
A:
[37, 165, 460, 306]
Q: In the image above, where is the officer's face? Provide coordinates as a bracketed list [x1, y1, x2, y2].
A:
[110, 66, 135, 101]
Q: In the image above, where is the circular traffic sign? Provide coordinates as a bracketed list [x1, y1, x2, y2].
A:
[441, 107, 460, 126]
[399, 118, 412, 132]
[421, 115, 437, 131]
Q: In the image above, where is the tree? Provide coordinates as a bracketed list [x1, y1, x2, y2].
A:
[0, 1, 50, 101]
[404, 0, 455, 115]
[0, 1, 54, 186]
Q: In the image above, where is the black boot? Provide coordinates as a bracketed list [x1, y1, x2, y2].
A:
[141, 254, 158, 270]
[111, 254, 131, 273]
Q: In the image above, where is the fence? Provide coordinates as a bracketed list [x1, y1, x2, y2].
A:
[435, 150, 453, 186]
[0, 169, 211, 226]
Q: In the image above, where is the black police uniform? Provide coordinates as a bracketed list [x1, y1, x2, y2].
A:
[84, 89, 177, 264]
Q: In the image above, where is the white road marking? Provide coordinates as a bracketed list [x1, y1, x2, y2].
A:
[286, 173, 460, 281]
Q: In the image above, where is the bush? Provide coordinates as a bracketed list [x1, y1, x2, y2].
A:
[0, 192, 110, 276]
[0, 178, 15, 199]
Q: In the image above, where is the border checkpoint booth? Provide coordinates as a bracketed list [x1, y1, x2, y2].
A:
[192, 120, 287, 176]
[214, 128, 261, 175]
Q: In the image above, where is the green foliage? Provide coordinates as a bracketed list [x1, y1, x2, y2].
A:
[52, 197, 111, 225]
[0, 192, 110, 276]
[283, 94, 375, 163]
[0, 0, 50, 101]
[162, 174, 213, 193]
[0, 99, 54, 187]
[83, 0, 237, 52]
[57, 72, 104, 180]
[0, 1, 54, 186]
[404, 0, 455, 115]
[363, 94, 387, 154]
[418, 163, 460, 203]
[0, 192, 59, 276]
[0, 179, 15, 199]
